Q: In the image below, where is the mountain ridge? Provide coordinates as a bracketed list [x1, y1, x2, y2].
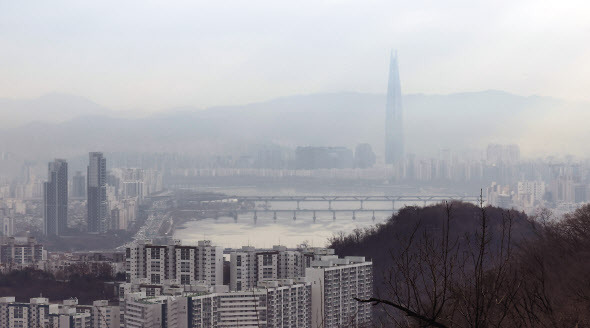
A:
[0, 90, 582, 159]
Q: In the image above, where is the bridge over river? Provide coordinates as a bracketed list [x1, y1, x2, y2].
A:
[179, 194, 481, 222]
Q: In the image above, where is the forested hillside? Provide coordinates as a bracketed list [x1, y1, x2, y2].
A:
[330, 202, 590, 327]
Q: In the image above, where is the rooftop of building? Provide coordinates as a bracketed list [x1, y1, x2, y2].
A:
[128, 239, 219, 248]
[308, 255, 370, 268]
[225, 245, 335, 254]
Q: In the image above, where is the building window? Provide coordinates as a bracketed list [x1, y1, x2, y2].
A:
[150, 249, 161, 259]
[151, 274, 160, 284]
[13, 306, 24, 318]
[180, 248, 191, 260]
[263, 267, 274, 279]
[181, 274, 191, 285]
[150, 261, 161, 271]
[263, 254, 273, 265]
[180, 261, 190, 273]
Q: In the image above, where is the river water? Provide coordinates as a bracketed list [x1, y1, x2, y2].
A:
[173, 186, 445, 248]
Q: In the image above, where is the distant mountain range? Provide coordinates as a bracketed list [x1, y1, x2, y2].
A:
[0, 90, 582, 160]
[0, 93, 111, 127]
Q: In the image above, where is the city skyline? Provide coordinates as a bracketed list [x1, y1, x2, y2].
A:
[2, 1, 590, 327]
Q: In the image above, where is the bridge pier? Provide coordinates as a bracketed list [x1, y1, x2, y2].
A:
[233, 212, 238, 223]
[352, 211, 356, 220]
[328, 200, 332, 210]
[332, 211, 336, 221]
[293, 211, 297, 221]
[360, 200, 364, 210]
[273, 211, 277, 221]
[296, 201, 301, 210]
[372, 211, 375, 221]
[392, 200, 395, 210]
[423, 200, 427, 207]
[313, 211, 316, 222]
[253, 211, 258, 222]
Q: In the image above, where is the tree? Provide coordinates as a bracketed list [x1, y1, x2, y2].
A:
[355, 196, 540, 327]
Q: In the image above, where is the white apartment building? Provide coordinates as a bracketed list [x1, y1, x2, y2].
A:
[118, 281, 229, 325]
[0, 236, 46, 269]
[190, 289, 269, 328]
[124, 292, 168, 328]
[125, 292, 190, 328]
[125, 240, 223, 286]
[191, 279, 312, 328]
[84, 300, 120, 328]
[306, 256, 373, 328]
[0, 297, 119, 328]
[517, 180, 546, 208]
[123, 279, 311, 328]
[486, 182, 513, 209]
[229, 245, 335, 291]
[262, 279, 312, 328]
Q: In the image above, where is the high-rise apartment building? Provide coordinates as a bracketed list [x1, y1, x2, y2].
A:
[124, 293, 187, 328]
[229, 245, 335, 291]
[517, 181, 546, 207]
[385, 51, 404, 165]
[306, 256, 373, 328]
[43, 159, 68, 236]
[125, 240, 224, 286]
[192, 280, 312, 328]
[124, 279, 312, 328]
[122, 243, 370, 328]
[87, 152, 108, 233]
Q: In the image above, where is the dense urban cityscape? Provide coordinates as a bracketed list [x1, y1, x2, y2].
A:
[0, 53, 587, 328]
[2, 1, 590, 327]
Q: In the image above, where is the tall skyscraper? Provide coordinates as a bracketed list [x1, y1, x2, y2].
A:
[72, 171, 86, 199]
[87, 152, 108, 233]
[43, 159, 68, 236]
[385, 50, 404, 165]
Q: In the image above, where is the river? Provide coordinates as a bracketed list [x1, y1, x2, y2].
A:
[172, 186, 455, 248]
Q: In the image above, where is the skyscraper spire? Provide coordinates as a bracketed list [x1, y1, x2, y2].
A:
[385, 50, 404, 165]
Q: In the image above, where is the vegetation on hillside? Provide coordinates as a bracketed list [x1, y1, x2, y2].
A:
[0, 265, 122, 304]
[329, 201, 590, 327]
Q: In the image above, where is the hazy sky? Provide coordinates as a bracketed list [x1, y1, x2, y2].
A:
[1, 0, 589, 111]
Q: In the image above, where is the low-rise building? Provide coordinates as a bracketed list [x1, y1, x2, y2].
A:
[46, 251, 125, 277]
[0, 297, 119, 328]
[0, 236, 46, 271]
